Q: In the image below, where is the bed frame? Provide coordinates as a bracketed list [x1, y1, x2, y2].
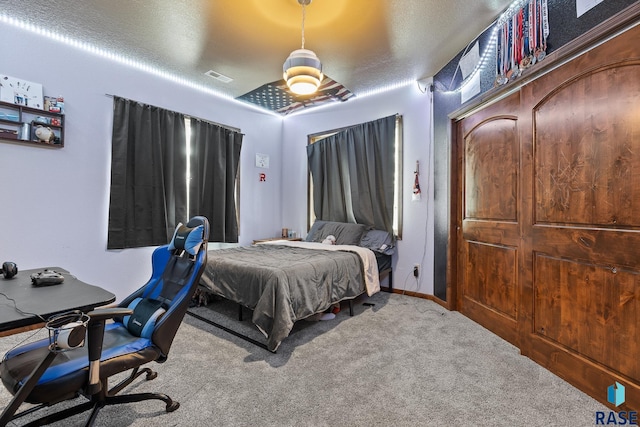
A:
[188, 221, 394, 351]
[187, 266, 392, 352]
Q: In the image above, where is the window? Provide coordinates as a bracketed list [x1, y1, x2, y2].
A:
[185, 117, 241, 231]
[108, 96, 242, 249]
[307, 114, 403, 237]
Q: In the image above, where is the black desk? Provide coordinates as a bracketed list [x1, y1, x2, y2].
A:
[0, 267, 116, 335]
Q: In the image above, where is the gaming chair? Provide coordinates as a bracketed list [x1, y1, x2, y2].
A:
[0, 216, 209, 426]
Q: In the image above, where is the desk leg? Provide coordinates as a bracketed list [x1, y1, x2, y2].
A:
[0, 350, 57, 425]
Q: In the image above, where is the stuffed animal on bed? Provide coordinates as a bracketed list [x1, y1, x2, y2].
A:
[321, 235, 336, 245]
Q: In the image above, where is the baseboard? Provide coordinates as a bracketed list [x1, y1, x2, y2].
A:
[380, 287, 452, 310]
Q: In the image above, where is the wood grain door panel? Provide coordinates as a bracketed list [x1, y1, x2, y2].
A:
[531, 226, 640, 267]
[534, 61, 640, 227]
[465, 117, 518, 221]
[534, 253, 640, 380]
[465, 242, 517, 320]
[458, 93, 521, 347]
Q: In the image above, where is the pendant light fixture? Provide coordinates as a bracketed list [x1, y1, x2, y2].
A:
[283, 0, 323, 95]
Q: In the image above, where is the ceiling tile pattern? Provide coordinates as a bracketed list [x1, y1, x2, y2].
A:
[237, 76, 354, 115]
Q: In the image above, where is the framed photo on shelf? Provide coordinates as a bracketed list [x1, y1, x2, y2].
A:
[44, 96, 64, 113]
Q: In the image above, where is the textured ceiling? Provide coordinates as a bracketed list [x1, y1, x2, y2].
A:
[1, 0, 513, 110]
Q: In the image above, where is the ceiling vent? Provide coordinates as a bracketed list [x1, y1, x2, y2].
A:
[205, 70, 233, 83]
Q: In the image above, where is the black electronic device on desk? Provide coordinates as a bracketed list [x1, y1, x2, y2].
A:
[30, 269, 64, 286]
[0, 261, 17, 279]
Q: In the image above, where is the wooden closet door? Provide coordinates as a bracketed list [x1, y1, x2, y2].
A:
[519, 25, 640, 410]
[457, 92, 522, 347]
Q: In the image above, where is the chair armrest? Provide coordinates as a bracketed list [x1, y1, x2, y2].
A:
[87, 307, 133, 322]
[83, 307, 134, 395]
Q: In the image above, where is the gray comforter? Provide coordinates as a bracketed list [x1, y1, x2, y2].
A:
[200, 243, 376, 351]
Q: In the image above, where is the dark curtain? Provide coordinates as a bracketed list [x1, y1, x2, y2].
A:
[307, 114, 396, 234]
[108, 97, 187, 249]
[189, 119, 243, 242]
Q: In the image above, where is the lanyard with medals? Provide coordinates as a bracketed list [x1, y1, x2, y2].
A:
[495, 20, 509, 86]
[535, 0, 549, 61]
[529, 0, 537, 65]
[495, 25, 504, 86]
[508, 13, 516, 79]
[520, 5, 531, 70]
[495, 0, 550, 85]
[510, 12, 521, 80]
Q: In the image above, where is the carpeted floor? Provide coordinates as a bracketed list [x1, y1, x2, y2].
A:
[0, 292, 608, 426]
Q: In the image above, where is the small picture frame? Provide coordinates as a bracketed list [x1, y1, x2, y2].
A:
[44, 96, 64, 114]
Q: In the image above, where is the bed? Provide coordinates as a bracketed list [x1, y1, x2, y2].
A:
[197, 221, 395, 351]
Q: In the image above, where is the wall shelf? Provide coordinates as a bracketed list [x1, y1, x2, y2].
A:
[0, 101, 65, 148]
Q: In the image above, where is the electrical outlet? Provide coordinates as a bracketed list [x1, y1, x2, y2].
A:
[413, 264, 419, 278]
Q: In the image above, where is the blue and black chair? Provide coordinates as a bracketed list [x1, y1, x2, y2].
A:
[0, 216, 209, 426]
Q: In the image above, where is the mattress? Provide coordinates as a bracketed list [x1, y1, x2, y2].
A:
[200, 241, 380, 351]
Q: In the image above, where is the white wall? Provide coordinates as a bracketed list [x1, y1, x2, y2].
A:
[280, 84, 435, 294]
[0, 21, 435, 301]
[0, 22, 283, 301]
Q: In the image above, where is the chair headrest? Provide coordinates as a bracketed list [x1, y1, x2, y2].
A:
[186, 216, 209, 238]
[168, 223, 204, 255]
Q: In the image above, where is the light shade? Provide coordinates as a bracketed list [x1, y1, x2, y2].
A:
[283, 48, 324, 95]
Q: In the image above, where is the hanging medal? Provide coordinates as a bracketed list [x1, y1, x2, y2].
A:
[535, 0, 549, 61]
[510, 13, 520, 80]
[494, 25, 503, 86]
[540, 0, 549, 60]
[519, 7, 531, 71]
[501, 20, 509, 83]
[530, 0, 537, 65]
[495, 21, 508, 86]
[505, 16, 514, 80]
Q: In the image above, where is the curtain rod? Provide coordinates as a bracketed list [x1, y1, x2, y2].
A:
[105, 93, 242, 134]
[308, 113, 401, 141]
